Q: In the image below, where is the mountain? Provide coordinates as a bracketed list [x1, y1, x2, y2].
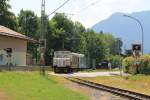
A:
[92, 10, 150, 54]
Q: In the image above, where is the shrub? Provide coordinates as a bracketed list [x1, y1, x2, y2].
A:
[138, 55, 150, 74]
[123, 55, 150, 75]
[107, 55, 123, 68]
[122, 57, 137, 74]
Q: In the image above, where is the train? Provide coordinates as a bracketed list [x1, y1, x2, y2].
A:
[53, 51, 86, 73]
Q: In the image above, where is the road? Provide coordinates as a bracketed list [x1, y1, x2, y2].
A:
[49, 71, 128, 77]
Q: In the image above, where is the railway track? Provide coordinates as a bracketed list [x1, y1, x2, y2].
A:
[65, 77, 150, 100]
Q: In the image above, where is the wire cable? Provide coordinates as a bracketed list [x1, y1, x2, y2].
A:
[47, 0, 71, 17]
[77, 0, 102, 13]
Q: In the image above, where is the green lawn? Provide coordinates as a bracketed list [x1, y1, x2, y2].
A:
[0, 71, 89, 100]
[83, 75, 150, 95]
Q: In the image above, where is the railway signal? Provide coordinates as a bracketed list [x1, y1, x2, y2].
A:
[132, 44, 141, 51]
[132, 44, 141, 58]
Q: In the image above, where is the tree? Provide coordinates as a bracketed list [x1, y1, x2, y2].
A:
[18, 9, 40, 38]
[0, 0, 17, 30]
[18, 9, 40, 60]
[83, 29, 107, 67]
[100, 34, 123, 56]
[43, 13, 123, 66]
[46, 13, 86, 51]
[44, 13, 87, 65]
[114, 38, 123, 55]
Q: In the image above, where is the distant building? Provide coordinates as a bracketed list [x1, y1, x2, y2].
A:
[0, 25, 36, 66]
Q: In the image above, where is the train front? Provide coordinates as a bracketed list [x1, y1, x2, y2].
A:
[53, 51, 71, 73]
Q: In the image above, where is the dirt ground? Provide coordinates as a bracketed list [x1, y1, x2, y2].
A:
[0, 91, 8, 100]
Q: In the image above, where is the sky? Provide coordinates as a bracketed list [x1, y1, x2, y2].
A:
[9, 0, 150, 28]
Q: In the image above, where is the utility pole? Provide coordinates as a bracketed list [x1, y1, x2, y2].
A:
[39, 0, 46, 75]
[39, 0, 71, 75]
[41, 0, 46, 39]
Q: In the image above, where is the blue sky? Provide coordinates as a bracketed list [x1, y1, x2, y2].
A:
[10, 0, 150, 28]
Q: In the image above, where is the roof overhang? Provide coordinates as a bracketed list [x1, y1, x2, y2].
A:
[0, 32, 38, 43]
[0, 25, 38, 43]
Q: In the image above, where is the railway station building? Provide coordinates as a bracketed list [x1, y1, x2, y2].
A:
[0, 25, 35, 66]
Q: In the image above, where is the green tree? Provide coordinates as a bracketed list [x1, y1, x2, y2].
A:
[0, 0, 17, 30]
[18, 9, 40, 60]
[18, 9, 40, 38]
[45, 13, 86, 65]
[100, 34, 123, 56]
[114, 38, 123, 55]
[46, 13, 86, 51]
[44, 13, 123, 66]
[83, 29, 106, 67]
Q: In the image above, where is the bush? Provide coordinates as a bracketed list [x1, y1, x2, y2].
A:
[107, 55, 123, 68]
[138, 55, 150, 74]
[122, 55, 150, 75]
[122, 57, 136, 74]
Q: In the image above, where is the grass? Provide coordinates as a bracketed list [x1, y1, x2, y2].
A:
[0, 71, 89, 100]
[83, 75, 150, 95]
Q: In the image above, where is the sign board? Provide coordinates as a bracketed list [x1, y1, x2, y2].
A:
[132, 44, 141, 51]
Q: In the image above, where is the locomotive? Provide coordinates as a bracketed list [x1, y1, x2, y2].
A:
[53, 51, 86, 73]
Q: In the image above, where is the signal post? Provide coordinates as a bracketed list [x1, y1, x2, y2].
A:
[132, 44, 141, 71]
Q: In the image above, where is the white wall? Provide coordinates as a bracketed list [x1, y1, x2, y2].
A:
[0, 35, 27, 66]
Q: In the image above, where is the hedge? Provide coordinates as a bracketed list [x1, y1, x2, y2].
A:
[122, 55, 150, 75]
[107, 55, 123, 68]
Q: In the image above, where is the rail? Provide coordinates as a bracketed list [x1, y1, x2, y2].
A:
[65, 77, 150, 100]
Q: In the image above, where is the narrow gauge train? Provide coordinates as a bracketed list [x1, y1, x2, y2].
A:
[53, 51, 86, 73]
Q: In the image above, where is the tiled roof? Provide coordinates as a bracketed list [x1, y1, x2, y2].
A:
[0, 25, 37, 42]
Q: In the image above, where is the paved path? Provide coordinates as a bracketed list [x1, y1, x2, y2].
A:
[49, 71, 128, 77]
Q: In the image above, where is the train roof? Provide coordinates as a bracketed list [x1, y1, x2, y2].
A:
[54, 51, 71, 53]
[54, 51, 85, 57]
[71, 53, 84, 57]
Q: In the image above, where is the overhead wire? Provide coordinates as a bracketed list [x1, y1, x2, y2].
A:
[47, 0, 71, 17]
[76, 0, 102, 14]
[54, 0, 102, 16]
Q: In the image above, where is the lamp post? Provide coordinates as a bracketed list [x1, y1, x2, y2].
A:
[123, 14, 144, 55]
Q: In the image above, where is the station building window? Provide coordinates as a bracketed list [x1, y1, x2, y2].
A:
[0, 54, 3, 62]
